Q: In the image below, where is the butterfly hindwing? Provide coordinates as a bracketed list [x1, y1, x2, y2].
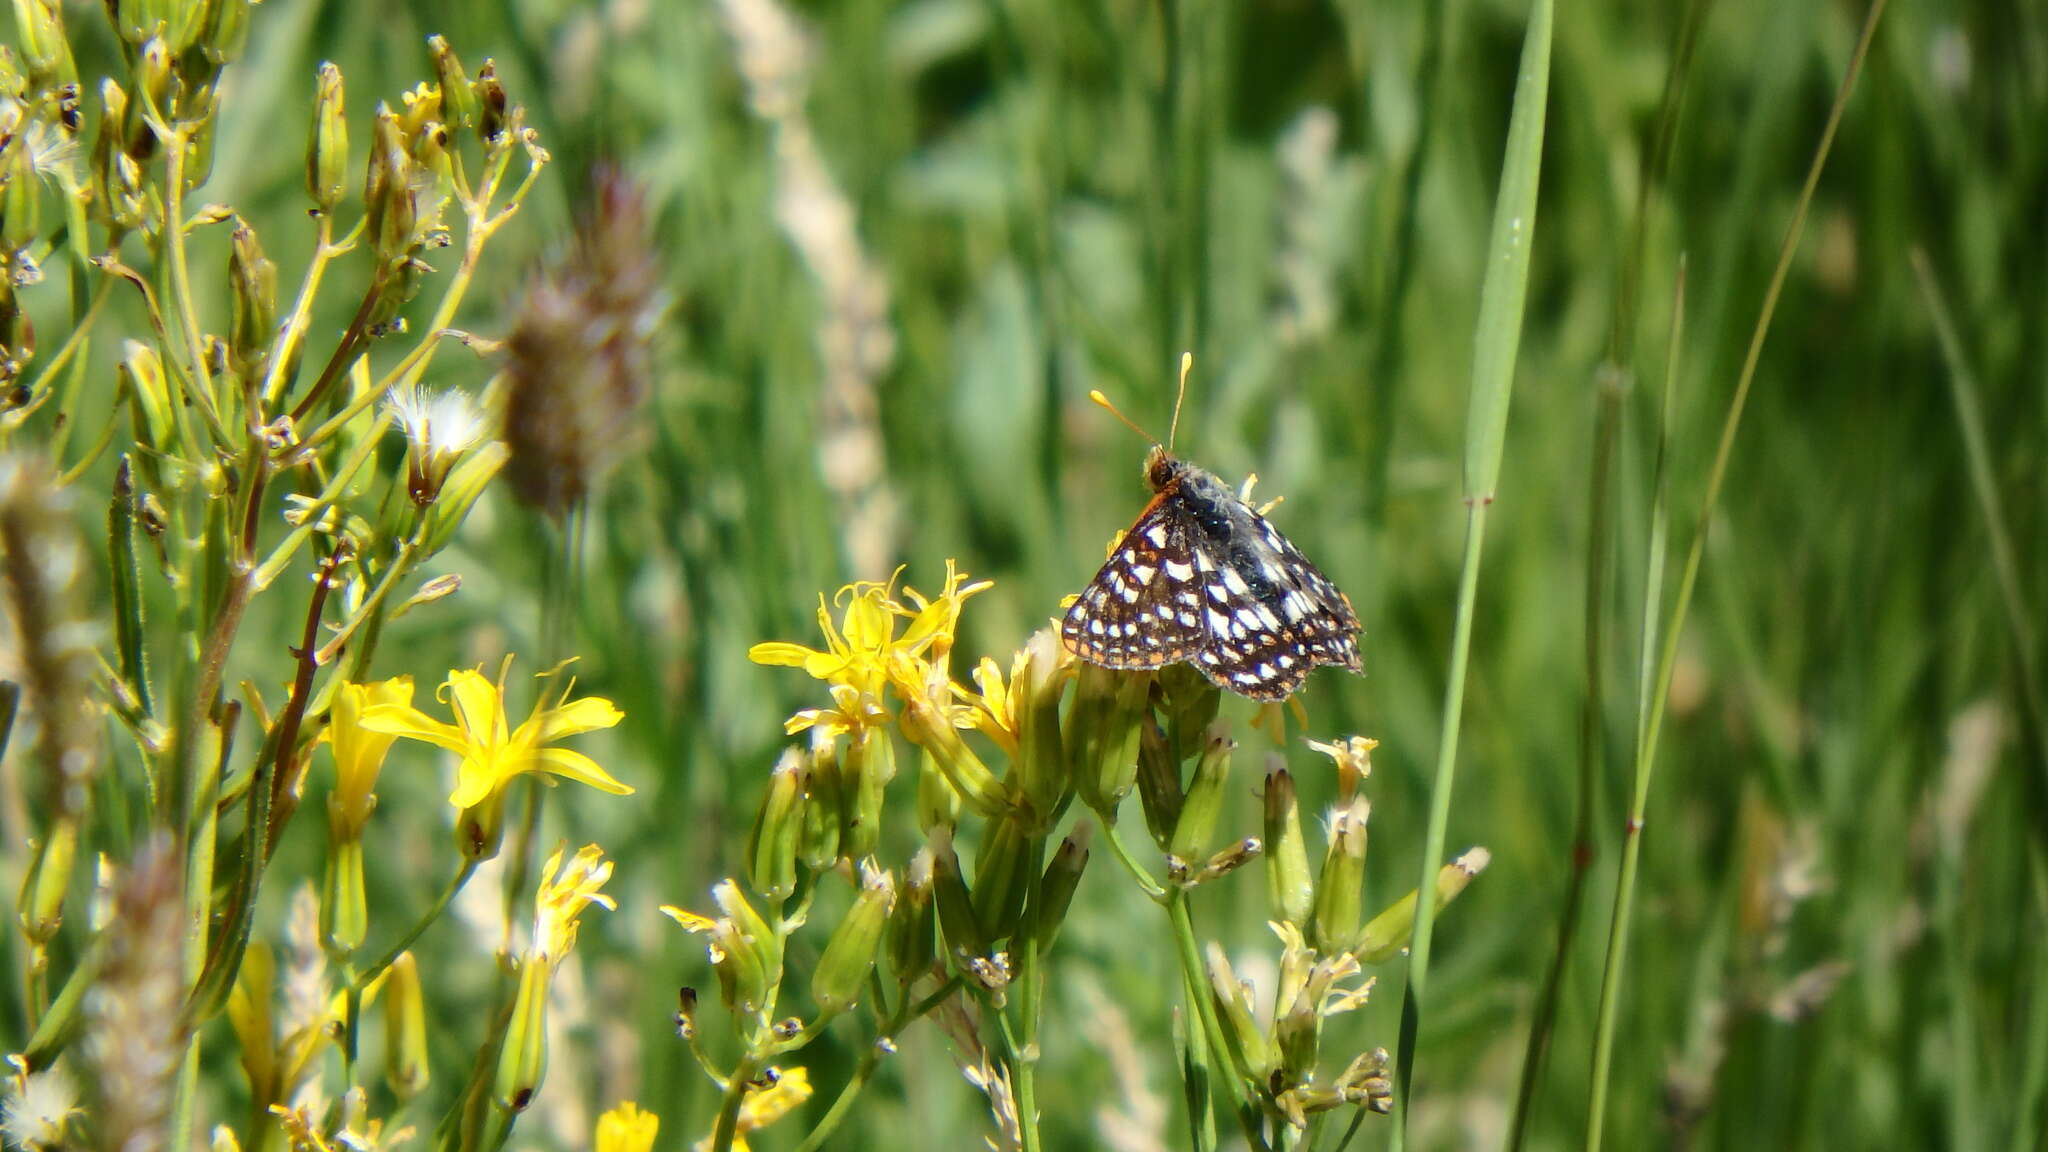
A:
[1181, 502, 1362, 700]
[1060, 500, 1208, 668]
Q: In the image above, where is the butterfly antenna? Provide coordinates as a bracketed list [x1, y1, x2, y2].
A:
[1168, 352, 1192, 452]
[1088, 390, 1159, 446]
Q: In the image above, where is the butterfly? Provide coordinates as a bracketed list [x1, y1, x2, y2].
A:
[1061, 440, 1363, 702]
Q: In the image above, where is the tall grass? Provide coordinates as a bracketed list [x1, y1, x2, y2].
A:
[2, 0, 2044, 1147]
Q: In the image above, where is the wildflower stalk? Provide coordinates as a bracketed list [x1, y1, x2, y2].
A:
[1390, 0, 1550, 1142]
[1583, 3, 1888, 1146]
[349, 860, 480, 993]
[794, 976, 964, 1152]
[1011, 834, 1048, 1152]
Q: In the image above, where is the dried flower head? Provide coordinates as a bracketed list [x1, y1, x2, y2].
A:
[502, 167, 662, 517]
[1, 1059, 80, 1151]
[81, 838, 184, 1152]
[0, 453, 98, 820]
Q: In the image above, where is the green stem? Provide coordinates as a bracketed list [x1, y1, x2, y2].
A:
[1101, 821, 1168, 901]
[353, 860, 479, 992]
[709, 1051, 767, 1152]
[1013, 835, 1048, 1152]
[1582, 3, 1887, 1146]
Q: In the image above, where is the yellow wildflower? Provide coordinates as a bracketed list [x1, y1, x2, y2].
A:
[498, 845, 616, 1112]
[597, 1102, 659, 1152]
[324, 676, 414, 838]
[749, 563, 992, 733]
[748, 571, 911, 702]
[360, 658, 629, 811]
[782, 681, 889, 739]
[694, 1068, 813, 1152]
[532, 843, 615, 966]
[1305, 735, 1379, 802]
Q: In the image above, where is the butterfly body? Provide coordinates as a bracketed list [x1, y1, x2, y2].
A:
[1062, 445, 1363, 701]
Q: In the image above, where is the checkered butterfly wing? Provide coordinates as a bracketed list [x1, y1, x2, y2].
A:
[1185, 503, 1363, 701]
[1061, 500, 1208, 668]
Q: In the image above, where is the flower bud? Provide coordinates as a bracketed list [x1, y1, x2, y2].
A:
[812, 861, 895, 1017]
[801, 731, 844, 869]
[12, 0, 72, 88]
[1263, 763, 1313, 927]
[494, 952, 550, 1110]
[1159, 664, 1220, 762]
[319, 832, 367, 954]
[112, 0, 161, 45]
[199, 0, 248, 64]
[927, 828, 985, 962]
[971, 814, 1030, 943]
[429, 36, 477, 131]
[383, 951, 430, 1098]
[17, 818, 79, 944]
[363, 103, 415, 260]
[1070, 663, 1149, 815]
[712, 879, 781, 1007]
[1205, 943, 1274, 1082]
[914, 748, 960, 834]
[899, 693, 1007, 819]
[1011, 630, 1069, 824]
[1030, 824, 1090, 951]
[1134, 716, 1181, 850]
[0, 132, 40, 254]
[134, 37, 172, 122]
[227, 221, 275, 378]
[1334, 1047, 1394, 1113]
[159, 0, 205, 54]
[179, 87, 219, 190]
[1310, 795, 1369, 954]
[886, 848, 936, 982]
[306, 62, 346, 213]
[746, 749, 804, 903]
[1167, 721, 1234, 867]
[473, 58, 507, 143]
[843, 724, 893, 861]
[1183, 837, 1261, 887]
[1357, 848, 1489, 964]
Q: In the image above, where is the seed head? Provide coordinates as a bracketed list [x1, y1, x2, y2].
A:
[501, 167, 662, 517]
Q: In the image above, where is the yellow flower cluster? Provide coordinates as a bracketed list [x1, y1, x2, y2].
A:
[748, 561, 992, 737]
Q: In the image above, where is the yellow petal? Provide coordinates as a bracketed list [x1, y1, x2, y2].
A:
[596, 1102, 659, 1152]
[841, 586, 896, 651]
[443, 669, 506, 747]
[660, 906, 719, 933]
[748, 642, 824, 668]
[358, 704, 471, 753]
[532, 747, 634, 795]
[446, 755, 500, 809]
[531, 695, 624, 742]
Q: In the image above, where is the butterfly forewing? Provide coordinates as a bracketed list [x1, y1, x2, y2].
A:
[1060, 500, 1209, 668]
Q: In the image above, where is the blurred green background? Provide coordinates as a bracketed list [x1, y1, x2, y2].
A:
[7, 0, 2046, 1147]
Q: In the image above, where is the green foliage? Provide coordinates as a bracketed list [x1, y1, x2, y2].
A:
[1, 0, 2044, 1148]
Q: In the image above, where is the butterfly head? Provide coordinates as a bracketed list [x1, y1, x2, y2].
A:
[1143, 444, 1188, 493]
